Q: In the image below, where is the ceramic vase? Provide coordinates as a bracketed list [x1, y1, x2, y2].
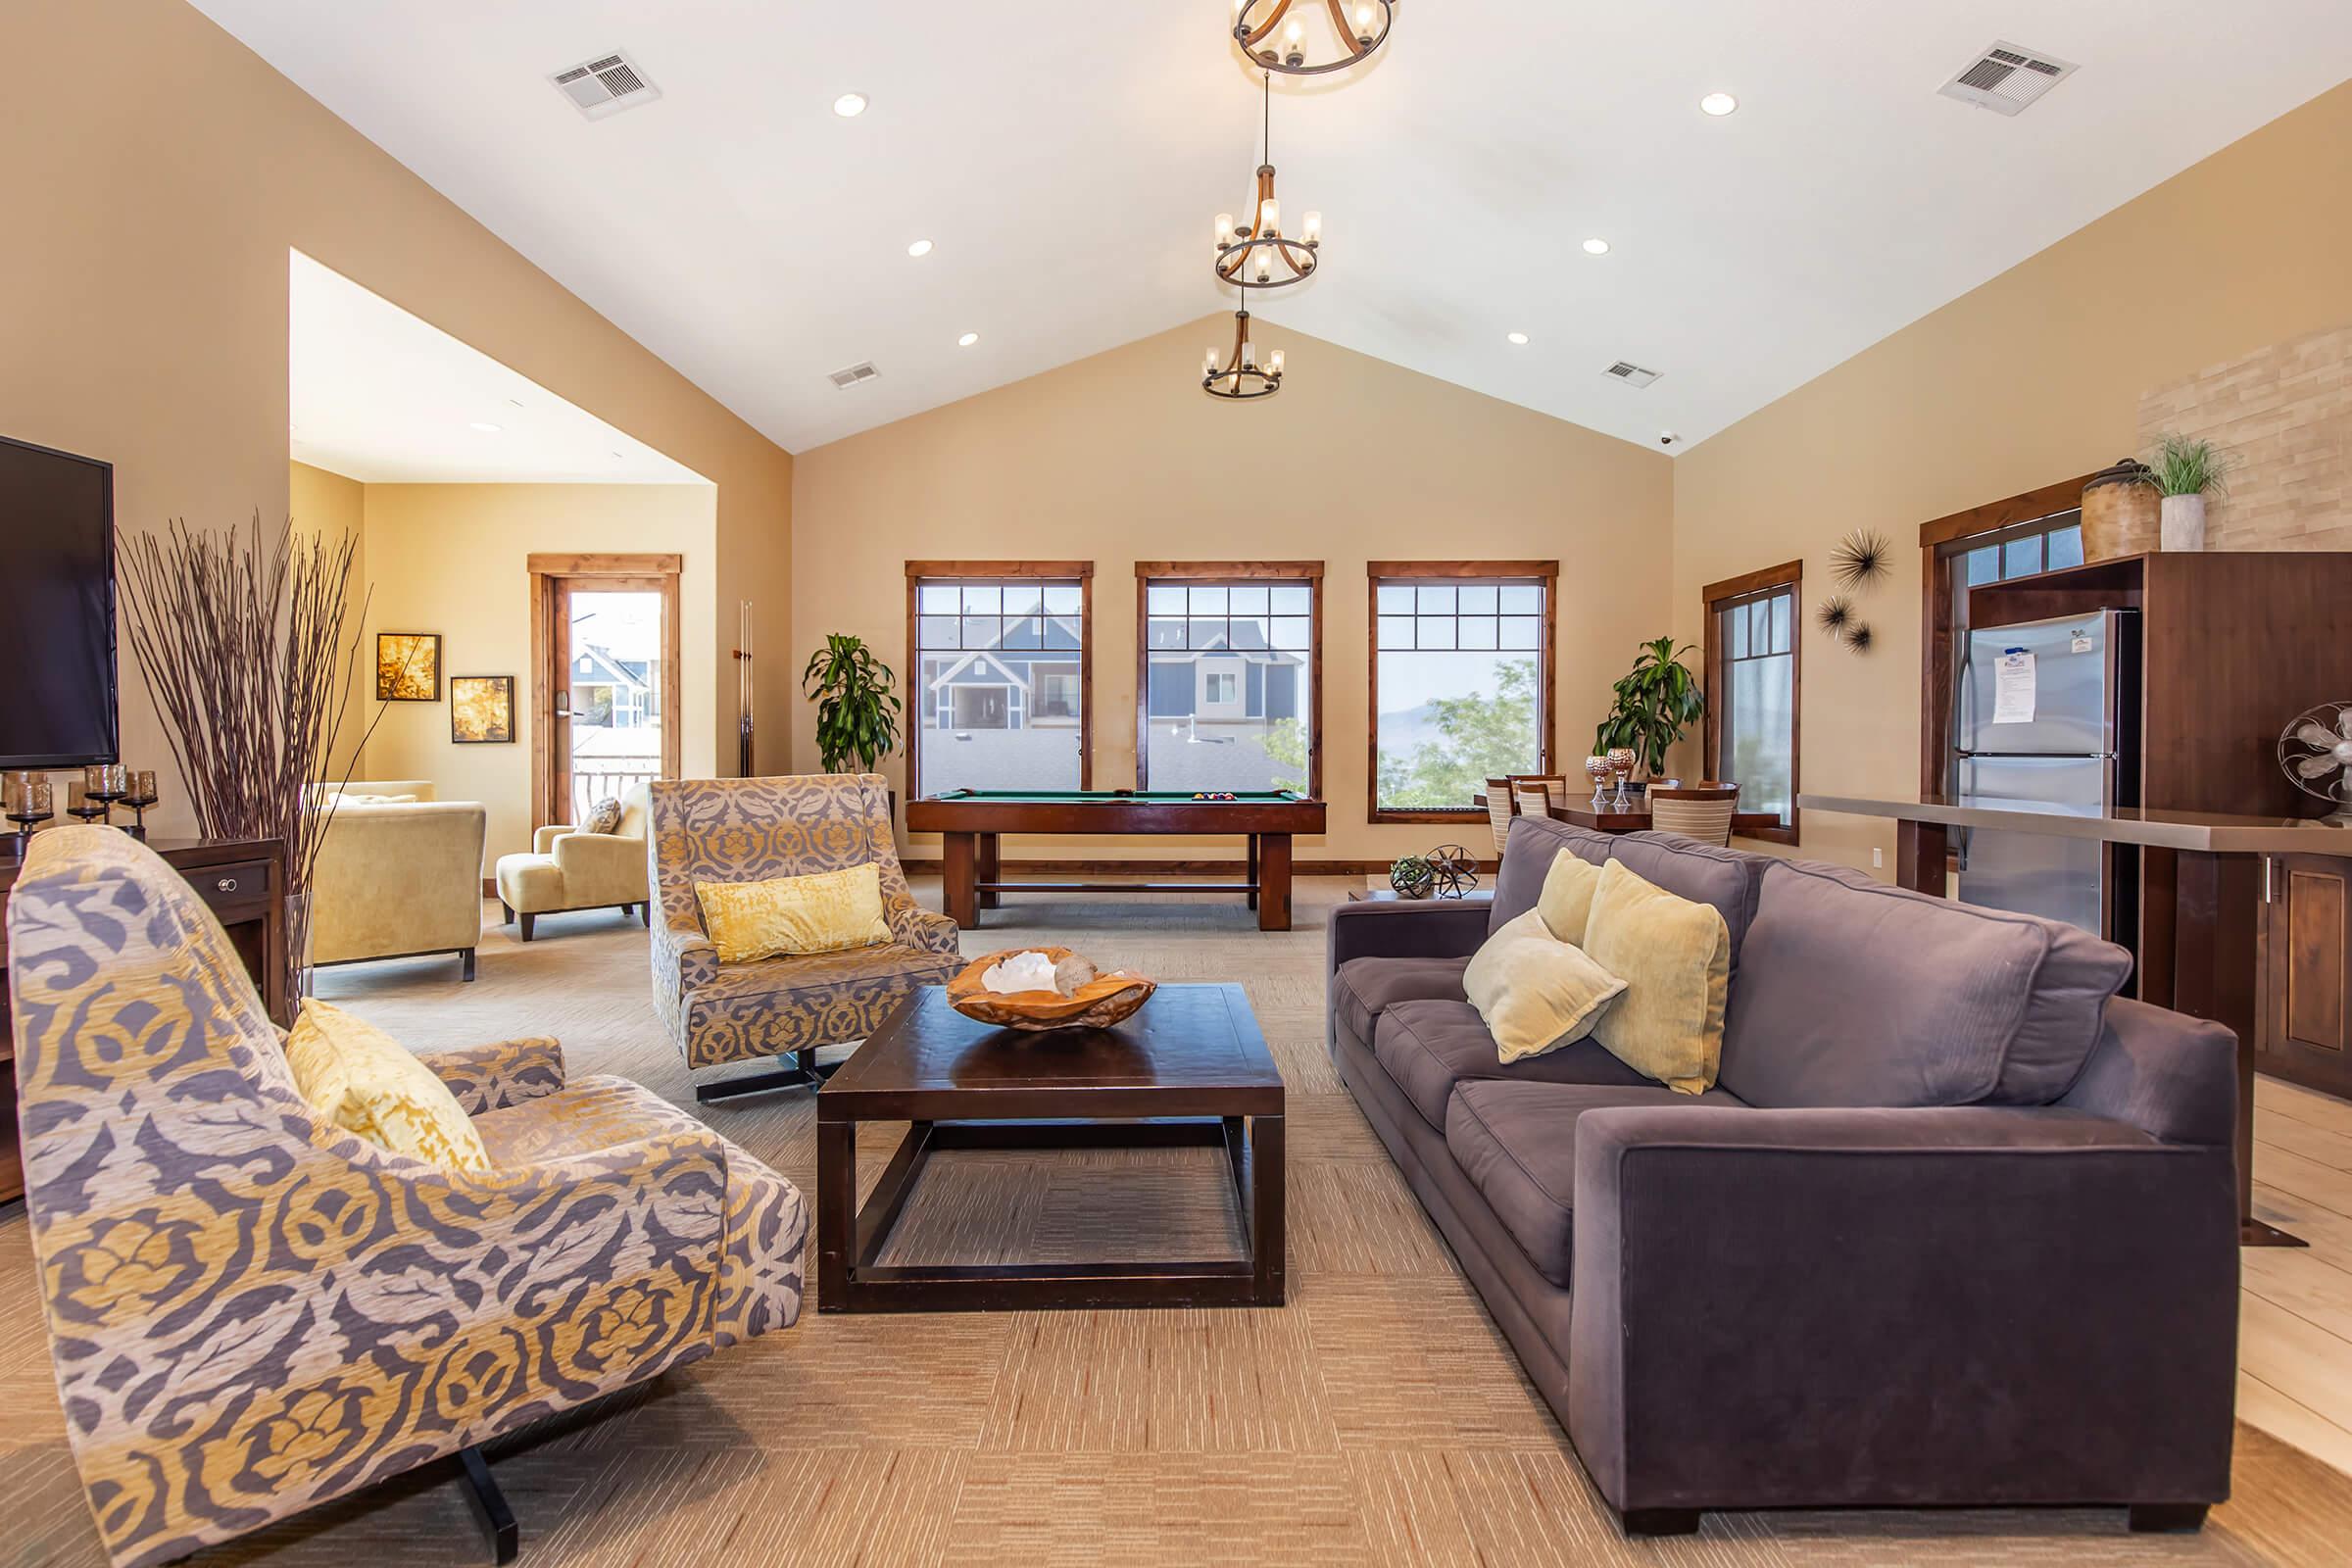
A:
[2160, 492, 2207, 552]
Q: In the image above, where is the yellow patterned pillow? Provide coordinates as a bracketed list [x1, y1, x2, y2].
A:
[282, 1001, 494, 1171]
[698, 863, 892, 962]
[1582, 859, 1731, 1095]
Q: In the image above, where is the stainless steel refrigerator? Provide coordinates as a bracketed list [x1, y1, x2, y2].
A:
[1951, 609, 2140, 937]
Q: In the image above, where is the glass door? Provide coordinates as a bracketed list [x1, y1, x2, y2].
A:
[531, 557, 680, 830]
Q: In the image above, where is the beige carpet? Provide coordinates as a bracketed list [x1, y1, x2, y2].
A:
[5, 877, 2350, 1567]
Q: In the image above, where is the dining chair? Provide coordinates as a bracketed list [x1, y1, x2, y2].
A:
[1647, 781, 1741, 845]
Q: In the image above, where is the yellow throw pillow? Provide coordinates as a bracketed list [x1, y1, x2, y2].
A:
[282, 1000, 493, 1172]
[699, 863, 892, 962]
[1463, 908, 1630, 1063]
[1582, 859, 1731, 1095]
[1534, 851, 1604, 946]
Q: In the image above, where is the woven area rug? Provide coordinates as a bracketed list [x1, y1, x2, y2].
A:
[3, 877, 2347, 1566]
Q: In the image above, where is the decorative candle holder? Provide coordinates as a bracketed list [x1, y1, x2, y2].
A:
[82, 763, 127, 825]
[6, 774, 55, 843]
[1584, 756, 1613, 811]
[121, 769, 160, 839]
[1606, 748, 1637, 811]
[67, 783, 110, 825]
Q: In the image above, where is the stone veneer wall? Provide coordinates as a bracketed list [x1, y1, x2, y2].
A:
[2136, 320, 2352, 551]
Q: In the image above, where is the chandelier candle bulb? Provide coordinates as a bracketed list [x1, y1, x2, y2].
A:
[1259, 197, 1279, 236]
[1216, 213, 1235, 245]
[1301, 210, 1321, 244]
[1268, 348, 1285, 374]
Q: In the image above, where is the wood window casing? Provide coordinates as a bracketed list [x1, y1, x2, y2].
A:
[1701, 559, 1802, 847]
[1916, 473, 2099, 801]
[904, 560, 1096, 803]
[1365, 560, 1559, 825]
[528, 553, 682, 834]
[1133, 562, 1325, 799]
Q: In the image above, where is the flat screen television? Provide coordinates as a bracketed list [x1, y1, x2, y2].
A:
[1, 434, 118, 768]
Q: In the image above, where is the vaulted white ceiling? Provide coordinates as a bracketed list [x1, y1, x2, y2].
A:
[201, 2, 2352, 455]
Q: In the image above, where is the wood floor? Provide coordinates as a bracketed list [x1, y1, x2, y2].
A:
[2244, 1074, 2352, 1479]
[4, 874, 2352, 1566]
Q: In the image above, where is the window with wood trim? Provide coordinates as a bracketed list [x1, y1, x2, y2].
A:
[1134, 562, 1323, 796]
[1367, 562, 1558, 821]
[904, 562, 1093, 799]
[1916, 473, 2097, 798]
[1702, 561, 1801, 844]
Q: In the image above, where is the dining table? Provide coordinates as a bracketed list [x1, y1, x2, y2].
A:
[1473, 791, 1783, 838]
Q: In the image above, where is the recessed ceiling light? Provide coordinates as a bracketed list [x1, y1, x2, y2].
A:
[1700, 91, 1738, 117]
[906, 238, 934, 258]
[1506, 331, 1530, 346]
[1582, 238, 1610, 256]
[832, 92, 868, 118]
[957, 331, 980, 347]
[468, 421, 503, 433]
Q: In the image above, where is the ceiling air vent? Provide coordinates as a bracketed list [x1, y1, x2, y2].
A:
[828, 362, 881, 390]
[550, 51, 662, 121]
[1603, 361, 1662, 388]
[1938, 40, 2077, 116]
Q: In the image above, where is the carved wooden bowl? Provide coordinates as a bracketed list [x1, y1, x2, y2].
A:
[945, 947, 1157, 1031]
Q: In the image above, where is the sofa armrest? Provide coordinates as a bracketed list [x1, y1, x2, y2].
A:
[889, 900, 961, 956]
[421, 1037, 567, 1114]
[1326, 897, 1493, 970]
[1567, 1104, 2237, 1513]
[2058, 995, 2236, 1146]
[534, 824, 573, 855]
[554, 830, 652, 899]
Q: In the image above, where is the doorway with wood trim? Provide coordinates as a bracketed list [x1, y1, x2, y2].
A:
[529, 553, 682, 830]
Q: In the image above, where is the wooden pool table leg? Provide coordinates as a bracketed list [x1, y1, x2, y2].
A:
[942, 832, 980, 928]
[977, 833, 1002, 909]
[1246, 833, 1259, 910]
[1258, 832, 1293, 931]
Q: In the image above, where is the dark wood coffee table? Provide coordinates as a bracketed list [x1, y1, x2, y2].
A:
[815, 983, 1286, 1313]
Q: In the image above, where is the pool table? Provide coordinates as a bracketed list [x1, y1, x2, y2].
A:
[904, 789, 1327, 931]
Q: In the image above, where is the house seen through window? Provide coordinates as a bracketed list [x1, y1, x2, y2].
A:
[1139, 571, 1319, 794]
[910, 571, 1088, 796]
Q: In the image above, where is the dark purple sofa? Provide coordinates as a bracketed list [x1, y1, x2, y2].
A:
[1328, 813, 2239, 1536]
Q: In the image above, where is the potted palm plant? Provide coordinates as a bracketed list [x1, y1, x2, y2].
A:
[2143, 432, 2233, 552]
[1594, 636, 1705, 782]
[802, 633, 903, 775]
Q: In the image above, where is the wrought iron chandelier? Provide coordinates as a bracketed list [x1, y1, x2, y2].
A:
[1232, 0, 1394, 77]
[1203, 310, 1283, 400]
[1215, 72, 1321, 289]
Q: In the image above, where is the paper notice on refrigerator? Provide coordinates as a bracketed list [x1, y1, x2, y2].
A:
[1991, 651, 2036, 724]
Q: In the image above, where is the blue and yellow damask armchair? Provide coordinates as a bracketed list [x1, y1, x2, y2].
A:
[4, 828, 807, 1568]
[648, 773, 961, 1100]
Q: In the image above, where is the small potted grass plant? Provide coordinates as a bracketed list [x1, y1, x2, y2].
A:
[2144, 432, 2233, 552]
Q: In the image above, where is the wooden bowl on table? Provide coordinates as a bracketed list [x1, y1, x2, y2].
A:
[945, 947, 1156, 1031]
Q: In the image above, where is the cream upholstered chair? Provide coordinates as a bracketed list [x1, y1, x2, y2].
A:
[1647, 781, 1741, 845]
[4, 827, 807, 1568]
[309, 780, 486, 979]
[1484, 776, 1519, 859]
[496, 781, 652, 940]
[649, 773, 962, 1101]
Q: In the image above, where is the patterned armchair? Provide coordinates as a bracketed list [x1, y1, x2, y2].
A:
[4, 827, 807, 1568]
[648, 774, 960, 1100]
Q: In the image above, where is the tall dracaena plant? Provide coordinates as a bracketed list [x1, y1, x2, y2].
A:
[1593, 635, 1705, 778]
[801, 633, 903, 774]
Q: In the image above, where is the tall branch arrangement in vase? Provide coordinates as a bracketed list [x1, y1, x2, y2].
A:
[117, 514, 380, 1001]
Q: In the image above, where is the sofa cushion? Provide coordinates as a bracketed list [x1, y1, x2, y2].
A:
[1445, 1079, 1744, 1288]
[1721, 858, 2134, 1109]
[1373, 999, 1659, 1131]
[1490, 815, 1613, 932]
[1331, 955, 1473, 1046]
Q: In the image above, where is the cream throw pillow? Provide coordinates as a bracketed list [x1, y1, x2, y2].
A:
[699, 862, 893, 962]
[1463, 908, 1630, 1063]
[1534, 851, 1604, 945]
[1582, 859, 1731, 1095]
[283, 1000, 493, 1171]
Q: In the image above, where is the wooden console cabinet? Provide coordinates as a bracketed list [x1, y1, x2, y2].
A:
[0, 834, 286, 1204]
[2261, 853, 2352, 1100]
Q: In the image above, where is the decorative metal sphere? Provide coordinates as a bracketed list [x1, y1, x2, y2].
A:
[1389, 855, 1436, 900]
[1423, 843, 1479, 900]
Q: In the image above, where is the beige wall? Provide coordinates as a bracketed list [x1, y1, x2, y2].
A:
[4, 0, 794, 839]
[288, 461, 369, 780]
[1671, 79, 2352, 874]
[793, 315, 1676, 864]
[354, 483, 719, 864]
